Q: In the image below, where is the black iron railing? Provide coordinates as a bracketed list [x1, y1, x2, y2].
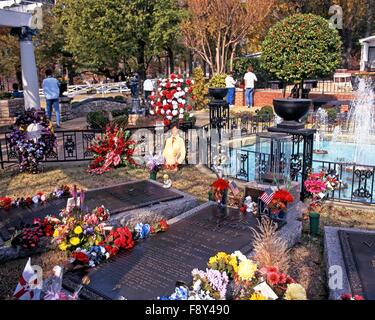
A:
[224, 146, 375, 205]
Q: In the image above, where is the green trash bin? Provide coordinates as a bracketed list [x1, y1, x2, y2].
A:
[309, 212, 320, 236]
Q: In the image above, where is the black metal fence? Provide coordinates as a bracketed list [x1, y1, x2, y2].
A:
[224, 146, 375, 205]
[1, 119, 374, 205]
[262, 78, 353, 94]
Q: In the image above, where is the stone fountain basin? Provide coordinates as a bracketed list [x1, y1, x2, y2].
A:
[273, 98, 312, 121]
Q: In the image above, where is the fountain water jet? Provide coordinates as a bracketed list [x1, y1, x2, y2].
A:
[347, 78, 375, 165]
[314, 108, 328, 154]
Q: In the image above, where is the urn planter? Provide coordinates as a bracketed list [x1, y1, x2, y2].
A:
[208, 88, 228, 100]
[273, 98, 312, 129]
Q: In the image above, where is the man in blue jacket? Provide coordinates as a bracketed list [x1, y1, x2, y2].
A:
[42, 69, 61, 128]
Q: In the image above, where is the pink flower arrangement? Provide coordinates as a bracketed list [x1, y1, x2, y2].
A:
[304, 171, 340, 208]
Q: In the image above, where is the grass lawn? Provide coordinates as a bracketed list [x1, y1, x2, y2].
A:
[0, 164, 375, 300]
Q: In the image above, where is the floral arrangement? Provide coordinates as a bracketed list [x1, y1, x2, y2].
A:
[160, 251, 307, 300]
[304, 171, 340, 209]
[68, 220, 169, 268]
[149, 73, 194, 127]
[12, 188, 169, 269]
[268, 189, 294, 216]
[8, 110, 56, 173]
[210, 178, 230, 205]
[0, 185, 71, 210]
[12, 217, 61, 249]
[52, 205, 110, 252]
[87, 126, 137, 175]
[144, 153, 165, 174]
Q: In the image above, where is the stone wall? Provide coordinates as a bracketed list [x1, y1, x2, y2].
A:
[71, 99, 130, 118]
[253, 90, 354, 107]
[0, 98, 24, 125]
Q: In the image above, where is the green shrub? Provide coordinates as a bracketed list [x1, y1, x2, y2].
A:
[208, 73, 227, 88]
[114, 95, 125, 101]
[256, 105, 274, 120]
[261, 14, 342, 84]
[192, 68, 209, 110]
[327, 108, 337, 123]
[112, 108, 129, 118]
[112, 114, 129, 128]
[87, 111, 110, 130]
[0, 92, 12, 100]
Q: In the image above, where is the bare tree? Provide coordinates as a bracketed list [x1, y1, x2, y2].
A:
[181, 0, 274, 74]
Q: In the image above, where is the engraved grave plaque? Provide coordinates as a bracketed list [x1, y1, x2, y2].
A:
[62, 204, 258, 300]
[339, 230, 375, 300]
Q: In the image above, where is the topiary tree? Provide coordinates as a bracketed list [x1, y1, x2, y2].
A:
[191, 68, 209, 110]
[261, 13, 342, 98]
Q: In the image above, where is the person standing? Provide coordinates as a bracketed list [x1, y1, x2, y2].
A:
[225, 72, 236, 108]
[12, 83, 24, 98]
[129, 73, 139, 98]
[42, 69, 61, 128]
[143, 74, 154, 100]
[244, 66, 257, 108]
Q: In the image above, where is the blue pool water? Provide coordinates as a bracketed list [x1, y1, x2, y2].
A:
[227, 140, 375, 203]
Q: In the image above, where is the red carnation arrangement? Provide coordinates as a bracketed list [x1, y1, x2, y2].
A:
[268, 189, 294, 214]
[102, 226, 135, 257]
[0, 197, 12, 209]
[88, 126, 137, 175]
[149, 73, 194, 126]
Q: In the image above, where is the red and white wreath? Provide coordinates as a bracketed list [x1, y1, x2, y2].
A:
[149, 73, 194, 126]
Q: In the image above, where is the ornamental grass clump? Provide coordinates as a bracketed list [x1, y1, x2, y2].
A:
[251, 217, 290, 273]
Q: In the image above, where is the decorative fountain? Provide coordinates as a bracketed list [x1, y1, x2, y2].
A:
[347, 77, 375, 166]
[313, 108, 329, 155]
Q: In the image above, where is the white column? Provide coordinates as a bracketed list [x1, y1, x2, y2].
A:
[12, 27, 41, 110]
[360, 42, 369, 71]
[20, 38, 40, 110]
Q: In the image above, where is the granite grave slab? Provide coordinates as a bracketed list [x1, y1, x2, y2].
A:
[62, 203, 258, 300]
[0, 180, 185, 242]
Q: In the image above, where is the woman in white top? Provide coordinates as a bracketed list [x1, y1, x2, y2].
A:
[143, 74, 154, 100]
[225, 72, 236, 107]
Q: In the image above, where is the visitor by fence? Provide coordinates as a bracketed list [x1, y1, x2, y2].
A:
[244, 66, 258, 108]
[42, 69, 61, 128]
[225, 72, 236, 108]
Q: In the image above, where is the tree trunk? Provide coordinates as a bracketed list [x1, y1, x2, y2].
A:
[137, 40, 146, 81]
[366, 0, 373, 37]
[188, 50, 193, 76]
[167, 48, 174, 75]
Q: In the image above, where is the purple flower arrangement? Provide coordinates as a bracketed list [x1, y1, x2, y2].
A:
[9, 110, 56, 174]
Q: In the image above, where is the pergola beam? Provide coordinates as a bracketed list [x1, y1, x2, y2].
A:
[0, 9, 33, 28]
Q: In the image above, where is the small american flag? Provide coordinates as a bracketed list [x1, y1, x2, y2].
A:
[228, 180, 240, 196]
[259, 188, 275, 205]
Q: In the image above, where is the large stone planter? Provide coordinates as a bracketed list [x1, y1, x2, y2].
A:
[273, 98, 312, 129]
[208, 88, 228, 100]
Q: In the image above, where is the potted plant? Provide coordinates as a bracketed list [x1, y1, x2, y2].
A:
[210, 178, 229, 208]
[304, 171, 340, 236]
[208, 73, 228, 100]
[267, 189, 294, 225]
[144, 153, 165, 180]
